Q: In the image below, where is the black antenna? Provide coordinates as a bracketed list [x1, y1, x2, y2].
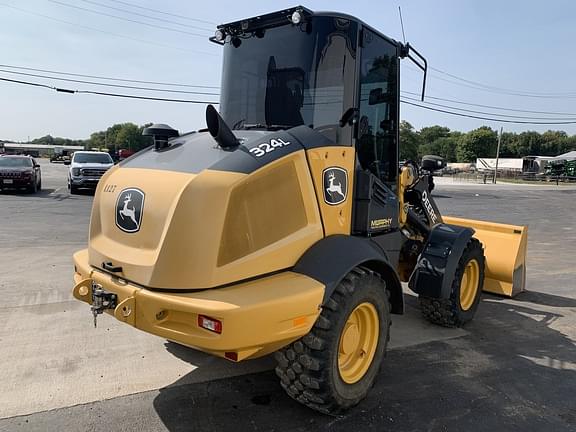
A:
[397, 5, 427, 101]
[398, 6, 406, 44]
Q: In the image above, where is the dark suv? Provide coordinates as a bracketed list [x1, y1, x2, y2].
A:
[0, 155, 42, 193]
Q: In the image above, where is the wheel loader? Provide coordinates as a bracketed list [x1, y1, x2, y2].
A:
[72, 6, 528, 414]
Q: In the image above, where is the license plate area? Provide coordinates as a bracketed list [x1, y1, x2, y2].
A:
[3, 179, 13, 184]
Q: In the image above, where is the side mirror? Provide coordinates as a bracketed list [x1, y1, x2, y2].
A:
[421, 155, 445, 172]
[64, 160, 71, 165]
[368, 88, 390, 105]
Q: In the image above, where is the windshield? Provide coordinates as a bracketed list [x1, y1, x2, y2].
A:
[73, 153, 112, 164]
[0, 157, 32, 168]
[220, 16, 358, 144]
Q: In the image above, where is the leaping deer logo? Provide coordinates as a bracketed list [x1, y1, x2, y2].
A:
[119, 193, 138, 228]
[326, 171, 345, 199]
[116, 188, 144, 232]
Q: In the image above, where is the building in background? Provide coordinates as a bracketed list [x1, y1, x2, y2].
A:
[0, 143, 84, 157]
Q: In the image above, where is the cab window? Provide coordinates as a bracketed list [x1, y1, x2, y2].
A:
[356, 29, 398, 190]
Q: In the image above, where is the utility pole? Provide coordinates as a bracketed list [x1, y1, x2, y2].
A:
[493, 126, 503, 184]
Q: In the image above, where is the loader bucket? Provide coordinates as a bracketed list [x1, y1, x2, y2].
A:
[443, 216, 528, 298]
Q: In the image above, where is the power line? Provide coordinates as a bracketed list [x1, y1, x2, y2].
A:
[406, 64, 576, 99]
[6, 73, 576, 124]
[0, 77, 219, 104]
[401, 95, 576, 121]
[401, 90, 576, 116]
[430, 66, 576, 97]
[0, 69, 220, 95]
[112, 0, 216, 26]
[400, 99, 576, 125]
[78, 0, 213, 32]
[47, 0, 211, 38]
[77, 89, 218, 104]
[0, 3, 214, 55]
[0, 64, 219, 89]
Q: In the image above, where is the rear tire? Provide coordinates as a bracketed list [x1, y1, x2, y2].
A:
[419, 238, 485, 327]
[275, 267, 391, 414]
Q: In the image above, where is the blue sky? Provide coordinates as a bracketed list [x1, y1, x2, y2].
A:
[1, 0, 576, 141]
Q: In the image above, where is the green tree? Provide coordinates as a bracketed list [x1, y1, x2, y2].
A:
[456, 127, 498, 162]
[116, 123, 141, 151]
[419, 125, 450, 145]
[399, 121, 421, 161]
[541, 130, 568, 156]
[31, 135, 55, 145]
[89, 131, 106, 149]
[511, 131, 545, 157]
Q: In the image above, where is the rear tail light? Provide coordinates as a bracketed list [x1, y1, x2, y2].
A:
[225, 352, 238, 361]
[198, 315, 222, 334]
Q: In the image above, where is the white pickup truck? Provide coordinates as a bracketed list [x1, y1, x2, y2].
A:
[66, 151, 114, 194]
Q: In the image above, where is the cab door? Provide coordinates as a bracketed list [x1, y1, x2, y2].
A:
[352, 29, 401, 265]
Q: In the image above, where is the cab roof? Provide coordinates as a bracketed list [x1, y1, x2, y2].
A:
[215, 5, 401, 49]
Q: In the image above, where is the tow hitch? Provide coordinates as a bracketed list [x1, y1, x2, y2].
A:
[91, 284, 117, 328]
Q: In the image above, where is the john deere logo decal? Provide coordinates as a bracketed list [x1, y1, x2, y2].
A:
[115, 188, 144, 233]
[323, 167, 348, 205]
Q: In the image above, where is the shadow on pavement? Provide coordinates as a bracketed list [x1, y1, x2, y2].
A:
[503, 290, 576, 308]
[153, 292, 576, 432]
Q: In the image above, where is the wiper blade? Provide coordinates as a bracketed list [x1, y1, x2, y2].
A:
[239, 123, 292, 131]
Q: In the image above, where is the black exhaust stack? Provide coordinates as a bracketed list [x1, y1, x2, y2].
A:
[206, 105, 240, 150]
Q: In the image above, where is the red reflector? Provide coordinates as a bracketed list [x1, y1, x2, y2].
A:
[197, 315, 222, 334]
[225, 351, 238, 362]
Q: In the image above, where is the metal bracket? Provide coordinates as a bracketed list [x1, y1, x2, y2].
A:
[91, 283, 118, 328]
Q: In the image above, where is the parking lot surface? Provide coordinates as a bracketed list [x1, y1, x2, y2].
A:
[0, 159, 575, 431]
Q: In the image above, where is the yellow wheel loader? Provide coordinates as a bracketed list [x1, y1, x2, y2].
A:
[72, 6, 528, 414]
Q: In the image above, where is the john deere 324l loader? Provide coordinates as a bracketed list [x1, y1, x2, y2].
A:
[72, 6, 528, 414]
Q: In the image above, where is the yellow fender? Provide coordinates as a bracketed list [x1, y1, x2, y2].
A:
[443, 216, 528, 297]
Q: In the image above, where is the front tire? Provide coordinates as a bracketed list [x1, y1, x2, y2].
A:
[419, 238, 485, 327]
[28, 180, 38, 194]
[275, 267, 391, 414]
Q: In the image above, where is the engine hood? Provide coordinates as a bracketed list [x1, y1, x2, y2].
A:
[120, 125, 333, 175]
[119, 129, 269, 174]
[0, 167, 33, 173]
[87, 126, 332, 289]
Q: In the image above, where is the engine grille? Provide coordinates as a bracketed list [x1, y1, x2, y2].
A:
[0, 171, 23, 178]
[81, 168, 108, 177]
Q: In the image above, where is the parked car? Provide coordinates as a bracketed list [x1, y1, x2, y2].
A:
[0, 155, 42, 193]
[66, 151, 114, 194]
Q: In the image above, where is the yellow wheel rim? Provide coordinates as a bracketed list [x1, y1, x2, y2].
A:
[459, 259, 480, 311]
[338, 302, 379, 384]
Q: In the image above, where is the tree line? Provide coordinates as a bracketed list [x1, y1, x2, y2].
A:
[7, 122, 153, 153]
[400, 122, 576, 162]
[6, 121, 576, 162]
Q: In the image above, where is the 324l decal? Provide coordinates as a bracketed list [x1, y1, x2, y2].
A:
[249, 138, 291, 158]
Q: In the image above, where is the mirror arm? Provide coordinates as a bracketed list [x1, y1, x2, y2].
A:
[400, 42, 428, 101]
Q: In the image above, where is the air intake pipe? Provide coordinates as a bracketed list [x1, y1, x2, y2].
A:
[206, 105, 240, 150]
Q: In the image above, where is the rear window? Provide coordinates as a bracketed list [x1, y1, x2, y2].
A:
[0, 157, 32, 167]
[73, 153, 112, 164]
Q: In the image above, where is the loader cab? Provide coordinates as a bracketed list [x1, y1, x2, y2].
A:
[213, 7, 430, 243]
[214, 7, 403, 189]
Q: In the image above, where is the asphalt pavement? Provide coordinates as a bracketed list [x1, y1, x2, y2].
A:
[0, 159, 575, 431]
